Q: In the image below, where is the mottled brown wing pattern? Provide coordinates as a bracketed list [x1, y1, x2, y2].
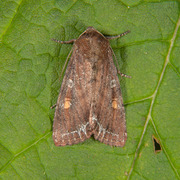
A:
[53, 27, 128, 147]
[53, 50, 93, 146]
[92, 48, 127, 147]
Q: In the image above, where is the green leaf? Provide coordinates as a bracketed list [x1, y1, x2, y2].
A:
[0, 0, 179, 179]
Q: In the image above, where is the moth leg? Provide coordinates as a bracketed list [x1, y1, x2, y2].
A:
[105, 30, 130, 40]
[51, 38, 76, 44]
[110, 47, 131, 78]
[107, 31, 131, 79]
[51, 104, 57, 109]
[117, 71, 131, 78]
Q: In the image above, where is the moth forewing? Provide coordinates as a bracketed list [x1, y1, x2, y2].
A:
[53, 27, 129, 146]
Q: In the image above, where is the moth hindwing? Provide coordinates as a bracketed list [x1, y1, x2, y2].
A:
[52, 27, 130, 147]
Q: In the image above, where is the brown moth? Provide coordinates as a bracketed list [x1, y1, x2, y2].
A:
[52, 27, 130, 147]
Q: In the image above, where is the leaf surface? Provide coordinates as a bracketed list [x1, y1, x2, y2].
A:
[0, 0, 179, 179]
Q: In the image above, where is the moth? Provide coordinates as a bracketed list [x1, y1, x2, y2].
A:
[52, 27, 130, 147]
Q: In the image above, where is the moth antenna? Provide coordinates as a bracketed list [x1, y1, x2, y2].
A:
[51, 38, 76, 44]
[106, 30, 130, 40]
